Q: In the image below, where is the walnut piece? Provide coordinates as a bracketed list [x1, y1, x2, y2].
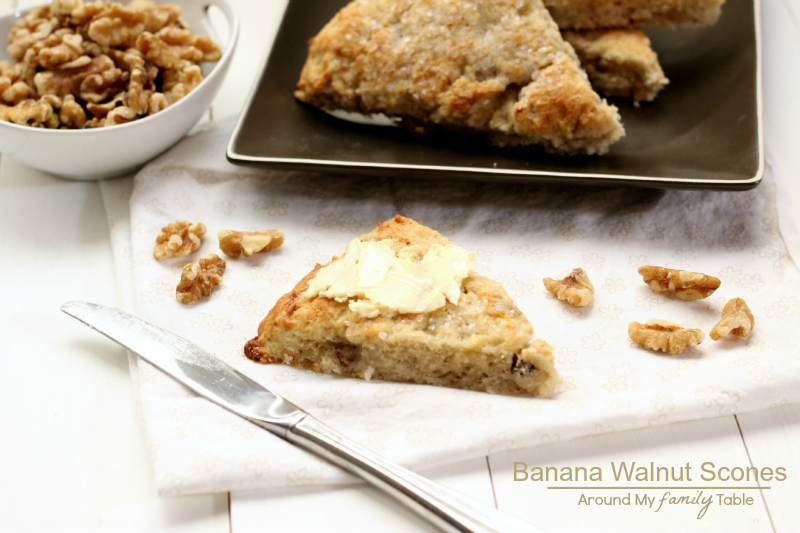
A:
[37, 31, 84, 69]
[0, 98, 58, 127]
[0, 0, 221, 129]
[59, 93, 86, 127]
[638, 265, 720, 301]
[628, 319, 705, 355]
[137, 27, 221, 70]
[153, 220, 206, 260]
[218, 229, 285, 258]
[105, 105, 137, 125]
[0, 78, 32, 104]
[85, 3, 148, 47]
[543, 268, 594, 307]
[161, 62, 203, 104]
[710, 298, 754, 341]
[176, 254, 225, 304]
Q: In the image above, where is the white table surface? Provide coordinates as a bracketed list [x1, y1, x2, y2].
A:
[1, 0, 799, 531]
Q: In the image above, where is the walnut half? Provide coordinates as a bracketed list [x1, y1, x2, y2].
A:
[218, 229, 284, 258]
[710, 298, 754, 341]
[153, 219, 206, 260]
[543, 268, 594, 307]
[629, 319, 704, 355]
[638, 265, 720, 301]
[176, 254, 225, 304]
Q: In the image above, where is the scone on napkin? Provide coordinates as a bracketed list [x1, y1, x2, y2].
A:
[245, 215, 558, 397]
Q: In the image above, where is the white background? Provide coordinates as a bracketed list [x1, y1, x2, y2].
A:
[1, 0, 798, 531]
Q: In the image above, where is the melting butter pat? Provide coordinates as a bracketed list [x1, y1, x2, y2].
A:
[304, 238, 474, 317]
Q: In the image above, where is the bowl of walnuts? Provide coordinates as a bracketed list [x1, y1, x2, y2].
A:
[0, 0, 238, 179]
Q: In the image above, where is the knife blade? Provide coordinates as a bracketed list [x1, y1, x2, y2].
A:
[62, 301, 545, 533]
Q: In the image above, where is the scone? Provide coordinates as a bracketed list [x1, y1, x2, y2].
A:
[245, 215, 558, 397]
[563, 29, 669, 102]
[295, 0, 624, 155]
[545, 0, 724, 29]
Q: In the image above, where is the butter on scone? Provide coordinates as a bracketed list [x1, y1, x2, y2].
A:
[295, 0, 624, 155]
[245, 215, 558, 397]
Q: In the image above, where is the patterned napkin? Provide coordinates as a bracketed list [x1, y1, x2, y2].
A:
[100, 121, 800, 496]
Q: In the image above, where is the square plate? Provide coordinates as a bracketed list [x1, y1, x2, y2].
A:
[227, 0, 762, 190]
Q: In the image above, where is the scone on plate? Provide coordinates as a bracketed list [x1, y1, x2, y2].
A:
[544, 0, 724, 29]
[563, 29, 669, 102]
[295, 0, 624, 155]
[245, 215, 558, 397]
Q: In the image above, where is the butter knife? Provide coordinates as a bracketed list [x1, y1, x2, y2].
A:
[61, 301, 543, 533]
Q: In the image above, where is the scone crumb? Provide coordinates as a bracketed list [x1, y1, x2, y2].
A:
[176, 254, 226, 304]
[218, 229, 284, 258]
[543, 268, 594, 307]
[710, 298, 754, 341]
[154, 220, 206, 260]
[364, 366, 375, 381]
[628, 319, 704, 355]
[378, 331, 388, 340]
[638, 265, 720, 300]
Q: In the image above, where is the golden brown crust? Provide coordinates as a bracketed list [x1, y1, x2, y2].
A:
[295, 0, 623, 155]
[562, 29, 669, 101]
[544, 0, 724, 30]
[245, 215, 559, 397]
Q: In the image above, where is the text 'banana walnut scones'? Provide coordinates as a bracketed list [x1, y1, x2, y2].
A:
[295, 0, 624, 155]
[245, 216, 558, 397]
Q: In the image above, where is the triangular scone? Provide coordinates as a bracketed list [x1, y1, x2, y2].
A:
[295, 0, 624, 155]
[562, 29, 669, 102]
[245, 216, 558, 397]
[544, 0, 724, 30]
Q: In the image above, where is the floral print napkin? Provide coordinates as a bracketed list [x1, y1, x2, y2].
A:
[100, 122, 800, 496]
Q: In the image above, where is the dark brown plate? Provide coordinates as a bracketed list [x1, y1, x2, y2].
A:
[227, 0, 762, 190]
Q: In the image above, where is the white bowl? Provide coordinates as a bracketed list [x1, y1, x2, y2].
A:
[0, 0, 239, 180]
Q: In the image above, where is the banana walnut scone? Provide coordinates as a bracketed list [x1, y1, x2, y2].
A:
[245, 215, 558, 397]
[562, 29, 669, 102]
[295, 0, 624, 155]
[544, 0, 724, 30]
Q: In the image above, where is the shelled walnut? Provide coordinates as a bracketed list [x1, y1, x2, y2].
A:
[153, 219, 206, 260]
[628, 319, 704, 355]
[710, 298, 754, 341]
[0, 0, 221, 129]
[176, 253, 225, 304]
[638, 265, 720, 301]
[218, 229, 284, 258]
[0, 98, 58, 127]
[543, 268, 594, 307]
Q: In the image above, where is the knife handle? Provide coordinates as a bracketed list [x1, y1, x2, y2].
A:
[282, 415, 545, 533]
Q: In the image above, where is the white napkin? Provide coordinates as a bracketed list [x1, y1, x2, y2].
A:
[100, 120, 800, 496]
